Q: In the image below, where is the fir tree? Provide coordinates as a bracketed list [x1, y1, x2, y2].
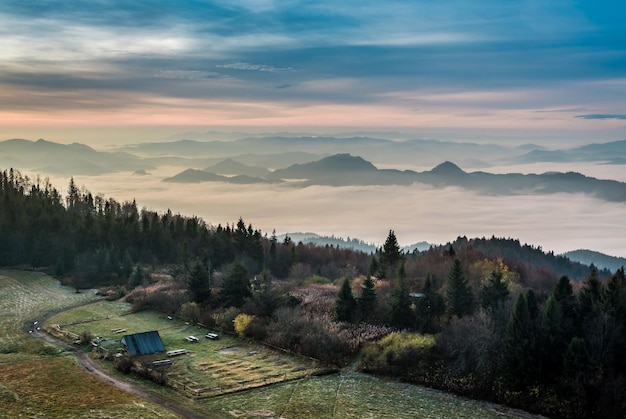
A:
[504, 293, 538, 389]
[187, 259, 211, 304]
[480, 270, 509, 313]
[379, 230, 403, 278]
[414, 273, 445, 333]
[335, 278, 357, 322]
[358, 274, 377, 322]
[388, 262, 414, 329]
[578, 267, 605, 321]
[220, 261, 251, 307]
[445, 259, 474, 318]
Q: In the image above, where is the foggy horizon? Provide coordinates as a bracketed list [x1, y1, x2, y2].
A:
[1, 1, 625, 259]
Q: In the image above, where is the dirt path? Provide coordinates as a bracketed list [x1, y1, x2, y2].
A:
[29, 315, 206, 419]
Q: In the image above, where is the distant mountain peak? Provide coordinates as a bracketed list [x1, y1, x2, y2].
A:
[316, 153, 377, 171]
[429, 161, 466, 176]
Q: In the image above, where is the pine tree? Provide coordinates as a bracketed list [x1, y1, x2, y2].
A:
[480, 270, 509, 312]
[578, 267, 605, 321]
[335, 278, 357, 322]
[414, 273, 445, 333]
[187, 260, 211, 304]
[606, 267, 626, 320]
[504, 293, 538, 389]
[388, 262, 414, 329]
[358, 274, 377, 322]
[445, 259, 474, 318]
[220, 261, 251, 307]
[542, 294, 566, 380]
[379, 230, 403, 278]
[553, 275, 578, 341]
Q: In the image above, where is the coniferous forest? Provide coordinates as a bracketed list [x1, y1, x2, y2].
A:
[2, 167, 625, 418]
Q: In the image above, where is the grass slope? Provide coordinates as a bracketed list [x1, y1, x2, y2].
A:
[0, 270, 178, 418]
[49, 292, 541, 419]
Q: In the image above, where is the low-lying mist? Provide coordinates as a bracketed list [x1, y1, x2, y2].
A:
[47, 162, 626, 259]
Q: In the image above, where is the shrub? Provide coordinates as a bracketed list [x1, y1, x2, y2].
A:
[213, 307, 240, 334]
[79, 330, 94, 345]
[113, 355, 134, 374]
[233, 313, 255, 337]
[303, 275, 331, 285]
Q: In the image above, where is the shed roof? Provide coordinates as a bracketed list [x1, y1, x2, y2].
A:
[121, 330, 165, 356]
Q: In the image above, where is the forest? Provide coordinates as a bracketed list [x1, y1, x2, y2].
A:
[1, 167, 625, 419]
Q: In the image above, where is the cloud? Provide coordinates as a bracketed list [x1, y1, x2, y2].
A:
[152, 70, 226, 80]
[42, 166, 626, 258]
[1, 1, 626, 137]
[576, 114, 626, 120]
[217, 62, 295, 73]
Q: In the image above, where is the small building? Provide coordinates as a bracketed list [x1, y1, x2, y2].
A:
[121, 330, 166, 356]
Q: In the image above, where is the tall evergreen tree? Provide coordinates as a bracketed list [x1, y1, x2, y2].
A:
[358, 274, 377, 322]
[187, 259, 211, 304]
[552, 275, 578, 341]
[379, 230, 403, 278]
[578, 267, 605, 321]
[606, 267, 626, 320]
[414, 273, 445, 333]
[335, 278, 357, 322]
[480, 270, 509, 313]
[388, 262, 414, 329]
[220, 261, 251, 307]
[504, 293, 539, 389]
[542, 294, 567, 380]
[445, 259, 474, 318]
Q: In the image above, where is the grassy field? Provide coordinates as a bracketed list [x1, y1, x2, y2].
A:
[47, 300, 324, 398]
[1, 270, 540, 419]
[0, 270, 178, 418]
[48, 287, 540, 419]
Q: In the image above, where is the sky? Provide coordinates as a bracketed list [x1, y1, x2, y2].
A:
[1, 0, 626, 145]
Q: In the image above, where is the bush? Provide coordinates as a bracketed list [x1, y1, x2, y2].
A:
[233, 313, 255, 337]
[359, 332, 438, 379]
[79, 330, 94, 345]
[213, 307, 240, 334]
[113, 355, 134, 374]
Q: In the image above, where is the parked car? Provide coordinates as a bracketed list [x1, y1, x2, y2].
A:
[185, 335, 199, 343]
[205, 332, 219, 340]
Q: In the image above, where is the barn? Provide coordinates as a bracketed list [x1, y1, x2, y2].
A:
[121, 330, 166, 356]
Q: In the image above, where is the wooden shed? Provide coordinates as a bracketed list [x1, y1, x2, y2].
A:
[121, 330, 166, 356]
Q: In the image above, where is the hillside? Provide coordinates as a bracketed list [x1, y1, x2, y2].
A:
[563, 249, 626, 272]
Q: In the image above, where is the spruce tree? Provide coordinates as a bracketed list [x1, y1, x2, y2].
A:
[414, 273, 445, 333]
[578, 267, 605, 321]
[480, 270, 509, 312]
[388, 262, 414, 329]
[379, 230, 403, 278]
[220, 261, 251, 307]
[606, 267, 626, 320]
[504, 293, 538, 389]
[335, 278, 357, 322]
[445, 259, 474, 318]
[187, 260, 211, 304]
[359, 274, 377, 322]
[553, 275, 578, 341]
[542, 294, 566, 380]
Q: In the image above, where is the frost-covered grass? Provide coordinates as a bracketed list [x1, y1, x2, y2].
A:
[206, 371, 537, 419]
[0, 270, 177, 418]
[7, 272, 538, 419]
[52, 300, 323, 397]
[0, 270, 98, 354]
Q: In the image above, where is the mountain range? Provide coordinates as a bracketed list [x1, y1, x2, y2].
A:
[2, 135, 625, 176]
[164, 153, 626, 203]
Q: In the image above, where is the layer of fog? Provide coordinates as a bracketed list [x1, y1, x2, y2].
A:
[48, 164, 626, 259]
